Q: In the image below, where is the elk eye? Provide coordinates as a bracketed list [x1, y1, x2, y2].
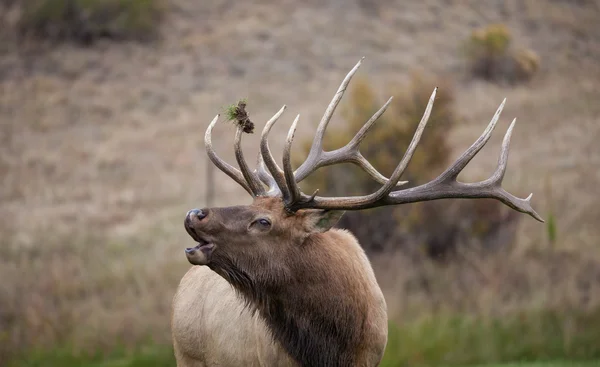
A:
[257, 218, 271, 227]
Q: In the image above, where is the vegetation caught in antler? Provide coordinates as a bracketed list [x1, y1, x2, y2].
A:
[224, 99, 254, 134]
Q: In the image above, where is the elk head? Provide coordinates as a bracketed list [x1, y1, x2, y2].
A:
[183, 57, 543, 285]
[183, 195, 346, 289]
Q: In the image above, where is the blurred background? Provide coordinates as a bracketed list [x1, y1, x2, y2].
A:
[1, 1, 599, 366]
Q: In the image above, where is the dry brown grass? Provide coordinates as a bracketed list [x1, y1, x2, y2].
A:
[374, 246, 600, 320]
[1, 0, 600, 362]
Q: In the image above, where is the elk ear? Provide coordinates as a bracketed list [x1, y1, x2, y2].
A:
[305, 210, 346, 233]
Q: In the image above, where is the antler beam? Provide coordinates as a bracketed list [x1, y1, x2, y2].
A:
[285, 99, 543, 222]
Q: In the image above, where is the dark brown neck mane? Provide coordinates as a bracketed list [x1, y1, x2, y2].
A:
[209, 232, 369, 367]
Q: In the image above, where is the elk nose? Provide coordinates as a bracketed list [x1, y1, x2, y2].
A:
[187, 208, 207, 221]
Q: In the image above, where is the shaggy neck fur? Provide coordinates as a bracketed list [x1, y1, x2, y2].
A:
[209, 230, 374, 367]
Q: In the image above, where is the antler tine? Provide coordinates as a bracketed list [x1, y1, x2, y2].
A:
[366, 87, 437, 201]
[489, 117, 516, 185]
[436, 98, 506, 182]
[346, 97, 394, 148]
[462, 117, 542, 221]
[234, 125, 266, 196]
[296, 57, 365, 179]
[205, 114, 254, 196]
[293, 59, 404, 187]
[260, 105, 291, 200]
[254, 152, 281, 196]
[283, 114, 301, 205]
[286, 99, 544, 223]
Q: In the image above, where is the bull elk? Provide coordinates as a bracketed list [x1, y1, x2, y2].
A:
[171, 58, 543, 367]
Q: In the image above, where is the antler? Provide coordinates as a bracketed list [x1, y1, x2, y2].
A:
[205, 115, 268, 197]
[257, 57, 408, 206]
[204, 58, 403, 200]
[205, 115, 254, 196]
[284, 92, 543, 222]
[203, 58, 543, 223]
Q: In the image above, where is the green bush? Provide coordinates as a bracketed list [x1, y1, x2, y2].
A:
[17, 0, 166, 44]
[464, 24, 540, 83]
[295, 73, 521, 259]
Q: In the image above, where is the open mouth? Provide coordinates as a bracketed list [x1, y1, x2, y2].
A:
[185, 237, 214, 254]
[183, 216, 216, 264]
[183, 226, 216, 260]
[184, 218, 210, 246]
[184, 235, 216, 266]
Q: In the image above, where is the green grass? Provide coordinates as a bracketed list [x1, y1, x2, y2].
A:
[10, 348, 600, 367]
[9, 310, 600, 367]
[380, 310, 600, 367]
[8, 345, 176, 367]
[470, 364, 599, 367]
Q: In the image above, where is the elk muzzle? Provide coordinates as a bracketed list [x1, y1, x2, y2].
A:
[186, 208, 207, 223]
[184, 208, 215, 266]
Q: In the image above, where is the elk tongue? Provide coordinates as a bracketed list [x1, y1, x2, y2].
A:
[185, 240, 214, 253]
[185, 242, 215, 266]
[185, 245, 200, 254]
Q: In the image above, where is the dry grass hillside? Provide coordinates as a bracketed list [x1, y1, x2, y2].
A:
[1, 0, 600, 364]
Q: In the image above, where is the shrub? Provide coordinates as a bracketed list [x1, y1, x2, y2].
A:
[16, 0, 166, 44]
[464, 24, 540, 83]
[513, 47, 541, 81]
[295, 73, 520, 260]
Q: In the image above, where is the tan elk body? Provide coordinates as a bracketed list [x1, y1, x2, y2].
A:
[171, 58, 543, 367]
[172, 266, 299, 366]
[171, 200, 387, 366]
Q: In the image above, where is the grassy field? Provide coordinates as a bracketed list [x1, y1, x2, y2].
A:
[11, 348, 600, 367]
[10, 315, 600, 367]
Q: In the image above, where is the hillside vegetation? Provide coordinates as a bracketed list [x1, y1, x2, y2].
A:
[1, 0, 600, 366]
